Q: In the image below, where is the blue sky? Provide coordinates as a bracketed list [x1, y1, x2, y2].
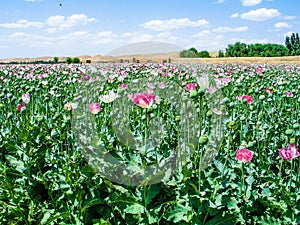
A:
[0, 0, 299, 58]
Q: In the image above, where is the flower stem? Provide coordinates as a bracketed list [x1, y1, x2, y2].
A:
[241, 162, 247, 222]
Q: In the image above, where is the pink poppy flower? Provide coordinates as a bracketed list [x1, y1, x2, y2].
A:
[157, 82, 166, 89]
[256, 67, 264, 74]
[265, 88, 272, 95]
[147, 83, 154, 89]
[237, 95, 253, 104]
[118, 83, 127, 89]
[22, 93, 30, 103]
[286, 92, 294, 97]
[89, 103, 101, 114]
[147, 88, 154, 94]
[208, 86, 217, 94]
[83, 75, 90, 81]
[236, 149, 253, 163]
[186, 83, 197, 92]
[131, 92, 154, 109]
[17, 103, 26, 112]
[155, 96, 161, 104]
[279, 144, 299, 161]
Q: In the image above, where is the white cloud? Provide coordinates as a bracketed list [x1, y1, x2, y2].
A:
[10, 32, 32, 39]
[129, 34, 154, 43]
[156, 32, 178, 42]
[46, 28, 58, 33]
[0, 19, 44, 29]
[121, 32, 140, 38]
[24, 0, 42, 2]
[230, 13, 239, 18]
[93, 38, 116, 45]
[46, 14, 98, 30]
[213, 26, 248, 32]
[229, 37, 269, 44]
[64, 31, 90, 38]
[213, 0, 225, 4]
[240, 0, 262, 6]
[156, 32, 171, 38]
[120, 31, 178, 44]
[240, 8, 281, 21]
[190, 34, 224, 51]
[97, 31, 117, 38]
[141, 18, 209, 31]
[274, 22, 292, 29]
[281, 15, 296, 20]
[46, 15, 65, 27]
[192, 30, 211, 37]
[55, 31, 118, 46]
[281, 31, 294, 37]
[0, 14, 98, 31]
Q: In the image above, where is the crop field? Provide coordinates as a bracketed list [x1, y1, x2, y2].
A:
[0, 63, 299, 224]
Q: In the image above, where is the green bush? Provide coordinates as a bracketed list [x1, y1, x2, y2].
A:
[53, 56, 59, 63]
[73, 57, 80, 63]
[179, 49, 199, 58]
[66, 57, 73, 64]
[197, 50, 211, 58]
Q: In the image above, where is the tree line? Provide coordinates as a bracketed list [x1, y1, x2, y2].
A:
[180, 32, 300, 58]
[180, 48, 211, 58]
[54, 56, 81, 64]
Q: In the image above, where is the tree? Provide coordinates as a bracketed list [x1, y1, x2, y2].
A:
[179, 49, 198, 58]
[285, 36, 292, 55]
[53, 56, 59, 63]
[218, 50, 224, 58]
[295, 33, 300, 55]
[248, 43, 264, 57]
[188, 47, 198, 55]
[197, 50, 211, 58]
[284, 33, 300, 56]
[225, 42, 248, 57]
[66, 57, 72, 64]
[73, 57, 80, 63]
[225, 41, 289, 57]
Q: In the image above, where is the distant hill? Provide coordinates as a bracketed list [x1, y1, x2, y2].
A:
[106, 41, 184, 56]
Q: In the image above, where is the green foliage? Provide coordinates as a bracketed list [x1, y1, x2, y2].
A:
[53, 56, 59, 63]
[248, 43, 288, 57]
[66, 57, 73, 64]
[225, 42, 289, 57]
[188, 47, 198, 55]
[73, 57, 80, 63]
[179, 49, 198, 58]
[197, 50, 211, 58]
[218, 50, 224, 58]
[181, 34, 299, 58]
[180, 47, 211, 58]
[225, 42, 248, 57]
[285, 32, 300, 56]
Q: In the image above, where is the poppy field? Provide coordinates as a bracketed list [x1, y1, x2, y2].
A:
[0, 63, 299, 224]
